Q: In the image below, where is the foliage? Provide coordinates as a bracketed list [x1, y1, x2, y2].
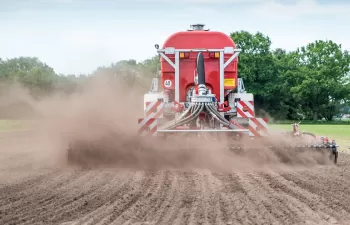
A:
[0, 57, 58, 98]
[229, 31, 350, 120]
[229, 31, 284, 118]
[0, 31, 349, 121]
[290, 40, 350, 120]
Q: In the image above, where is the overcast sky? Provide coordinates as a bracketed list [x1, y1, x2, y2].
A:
[1, 0, 349, 75]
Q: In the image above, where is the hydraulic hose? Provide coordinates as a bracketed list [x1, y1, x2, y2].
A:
[160, 103, 198, 130]
[205, 104, 229, 127]
[159, 103, 195, 130]
[206, 103, 240, 129]
[196, 52, 206, 86]
[165, 103, 204, 130]
[157, 52, 241, 132]
[205, 104, 228, 124]
[160, 101, 242, 131]
[164, 105, 199, 130]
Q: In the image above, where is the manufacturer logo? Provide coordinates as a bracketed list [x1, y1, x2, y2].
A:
[242, 106, 249, 112]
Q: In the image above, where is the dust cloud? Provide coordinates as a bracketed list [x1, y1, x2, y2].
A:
[0, 74, 333, 173]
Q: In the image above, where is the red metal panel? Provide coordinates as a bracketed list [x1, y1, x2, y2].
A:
[160, 30, 238, 102]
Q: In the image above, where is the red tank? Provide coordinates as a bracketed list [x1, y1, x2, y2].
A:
[160, 26, 238, 103]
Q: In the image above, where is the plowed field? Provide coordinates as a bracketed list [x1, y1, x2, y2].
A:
[1, 131, 350, 225]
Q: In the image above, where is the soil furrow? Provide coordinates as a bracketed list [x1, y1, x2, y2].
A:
[236, 172, 282, 224]
[166, 172, 198, 225]
[263, 171, 338, 224]
[0, 171, 101, 224]
[83, 171, 155, 225]
[64, 171, 134, 225]
[263, 171, 342, 220]
[2, 132, 350, 225]
[302, 172, 350, 212]
[154, 172, 193, 225]
[151, 171, 179, 224]
[251, 172, 319, 224]
[24, 171, 117, 224]
[45, 171, 119, 224]
[280, 171, 350, 221]
[203, 171, 224, 225]
[130, 171, 173, 223]
[0, 171, 79, 209]
[183, 172, 205, 225]
[110, 170, 166, 224]
[0, 171, 91, 212]
[0, 170, 60, 200]
[211, 173, 238, 224]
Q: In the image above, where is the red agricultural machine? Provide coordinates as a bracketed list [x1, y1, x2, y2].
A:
[139, 24, 266, 139]
[137, 24, 339, 163]
[66, 24, 339, 166]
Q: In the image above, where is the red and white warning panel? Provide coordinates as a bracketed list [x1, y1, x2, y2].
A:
[138, 100, 164, 136]
[145, 100, 164, 119]
[236, 101, 255, 118]
[248, 118, 269, 137]
[229, 119, 248, 136]
[138, 118, 157, 136]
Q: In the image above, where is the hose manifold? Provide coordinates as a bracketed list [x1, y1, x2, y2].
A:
[191, 94, 216, 103]
[197, 84, 207, 95]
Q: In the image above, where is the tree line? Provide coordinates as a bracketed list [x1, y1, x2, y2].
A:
[0, 30, 349, 121]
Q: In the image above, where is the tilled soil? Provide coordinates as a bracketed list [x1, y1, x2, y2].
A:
[1, 132, 350, 225]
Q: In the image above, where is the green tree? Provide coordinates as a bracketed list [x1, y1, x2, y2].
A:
[290, 40, 350, 120]
[91, 58, 158, 91]
[139, 55, 160, 76]
[230, 31, 281, 118]
[272, 49, 304, 120]
[0, 57, 59, 98]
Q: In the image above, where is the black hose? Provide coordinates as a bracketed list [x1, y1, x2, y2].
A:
[196, 52, 205, 85]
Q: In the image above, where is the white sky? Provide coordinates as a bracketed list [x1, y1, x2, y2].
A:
[0, 0, 349, 75]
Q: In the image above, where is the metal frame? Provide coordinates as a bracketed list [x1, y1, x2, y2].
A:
[149, 78, 158, 93]
[157, 129, 248, 133]
[156, 47, 242, 103]
[237, 78, 246, 93]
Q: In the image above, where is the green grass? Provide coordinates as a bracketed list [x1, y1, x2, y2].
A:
[0, 120, 28, 132]
[270, 124, 350, 140]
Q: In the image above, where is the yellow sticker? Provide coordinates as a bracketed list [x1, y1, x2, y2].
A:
[224, 78, 235, 87]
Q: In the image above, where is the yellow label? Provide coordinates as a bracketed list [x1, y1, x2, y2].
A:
[224, 78, 235, 87]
